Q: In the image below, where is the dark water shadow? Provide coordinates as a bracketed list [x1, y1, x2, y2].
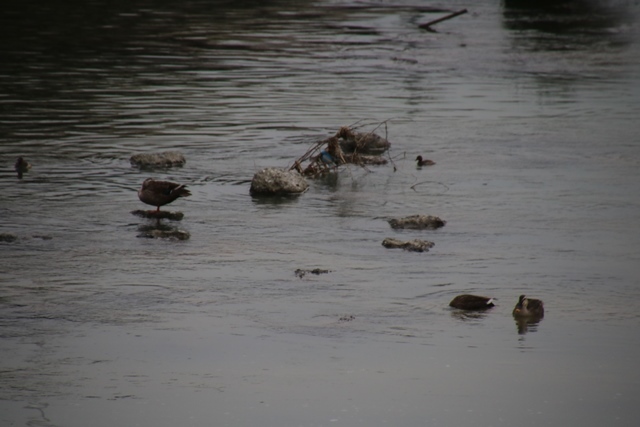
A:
[502, 0, 635, 48]
[316, 171, 340, 190]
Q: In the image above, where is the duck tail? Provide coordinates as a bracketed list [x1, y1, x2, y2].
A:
[173, 184, 192, 198]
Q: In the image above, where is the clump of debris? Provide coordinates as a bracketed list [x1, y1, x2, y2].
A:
[290, 125, 391, 179]
[250, 123, 392, 196]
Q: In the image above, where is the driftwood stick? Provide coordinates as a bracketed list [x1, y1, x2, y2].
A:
[419, 9, 467, 31]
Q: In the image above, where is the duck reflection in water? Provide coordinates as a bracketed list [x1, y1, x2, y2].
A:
[512, 294, 544, 334]
[15, 157, 31, 179]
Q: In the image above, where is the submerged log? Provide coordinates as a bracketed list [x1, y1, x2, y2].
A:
[388, 214, 446, 230]
[131, 210, 185, 221]
[382, 238, 434, 252]
[250, 167, 309, 196]
[130, 151, 186, 168]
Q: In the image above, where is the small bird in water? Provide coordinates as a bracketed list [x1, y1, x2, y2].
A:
[138, 178, 191, 212]
[319, 150, 336, 168]
[512, 295, 544, 317]
[449, 294, 495, 310]
[15, 157, 32, 179]
[415, 155, 435, 167]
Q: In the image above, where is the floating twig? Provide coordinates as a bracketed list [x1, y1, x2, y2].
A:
[419, 9, 468, 32]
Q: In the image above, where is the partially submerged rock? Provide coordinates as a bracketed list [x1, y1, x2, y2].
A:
[0, 233, 18, 243]
[382, 238, 434, 252]
[295, 268, 330, 278]
[250, 167, 309, 196]
[137, 229, 190, 240]
[388, 214, 446, 230]
[130, 151, 186, 168]
[131, 210, 185, 221]
[0, 233, 53, 243]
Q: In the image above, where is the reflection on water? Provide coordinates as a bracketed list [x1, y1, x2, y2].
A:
[136, 221, 190, 240]
[503, 0, 633, 35]
[449, 309, 494, 322]
[513, 314, 544, 335]
[502, 0, 637, 66]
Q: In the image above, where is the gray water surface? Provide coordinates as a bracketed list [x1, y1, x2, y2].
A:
[1, 0, 640, 426]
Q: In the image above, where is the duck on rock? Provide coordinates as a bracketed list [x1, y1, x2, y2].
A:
[138, 178, 191, 212]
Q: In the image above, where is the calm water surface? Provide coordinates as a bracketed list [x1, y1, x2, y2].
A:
[1, 0, 640, 426]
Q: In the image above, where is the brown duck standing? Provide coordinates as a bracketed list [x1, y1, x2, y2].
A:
[15, 156, 32, 179]
[449, 294, 495, 310]
[415, 155, 435, 167]
[512, 295, 544, 317]
[138, 178, 191, 212]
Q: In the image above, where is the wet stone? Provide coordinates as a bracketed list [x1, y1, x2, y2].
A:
[295, 268, 330, 278]
[382, 238, 435, 252]
[130, 151, 186, 168]
[137, 229, 190, 240]
[0, 233, 18, 243]
[250, 167, 309, 196]
[388, 214, 446, 230]
[131, 210, 184, 221]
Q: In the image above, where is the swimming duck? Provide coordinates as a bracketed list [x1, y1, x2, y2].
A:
[449, 294, 495, 310]
[138, 178, 191, 212]
[415, 155, 435, 167]
[512, 295, 544, 317]
[15, 157, 31, 178]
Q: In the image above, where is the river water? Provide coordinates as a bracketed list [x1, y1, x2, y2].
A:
[1, 0, 639, 426]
